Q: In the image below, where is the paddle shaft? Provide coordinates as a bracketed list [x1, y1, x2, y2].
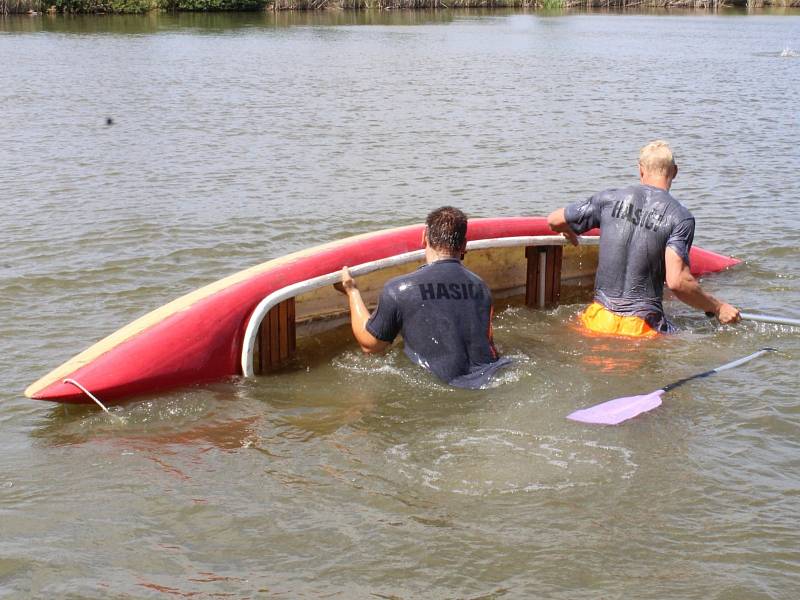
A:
[740, 312, 800, 328]
[706, 311, 800, 328]
[662, 347, 776, 393]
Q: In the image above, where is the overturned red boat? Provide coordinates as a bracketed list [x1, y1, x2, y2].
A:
[25, 217, 740, 404]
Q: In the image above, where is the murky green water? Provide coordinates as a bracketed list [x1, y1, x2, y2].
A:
[2, 9, 799, 599]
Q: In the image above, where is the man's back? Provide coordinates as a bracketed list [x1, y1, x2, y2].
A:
[366, 259, 508, 388]
[547, 141, 739, 334]
[566, 183, 695, 329]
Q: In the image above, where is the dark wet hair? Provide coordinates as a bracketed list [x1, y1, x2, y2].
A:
[425, 206, 468, 254]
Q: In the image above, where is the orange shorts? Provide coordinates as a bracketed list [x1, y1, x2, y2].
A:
[580, 302, 658, 339]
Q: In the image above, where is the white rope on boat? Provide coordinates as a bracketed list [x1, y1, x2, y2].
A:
[63, 378, 113, 415]
[240, 235, 599, 377]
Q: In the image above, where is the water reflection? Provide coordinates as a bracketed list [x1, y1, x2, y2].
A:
[275, 385, 377, 436]
[0, 9, 463, 34]
[3, 6, 800, 36]
[31, 387, 263, 450]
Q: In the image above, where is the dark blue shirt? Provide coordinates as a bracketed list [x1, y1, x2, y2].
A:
[565, 184, 695, 331]
[366, 259, 511, 388]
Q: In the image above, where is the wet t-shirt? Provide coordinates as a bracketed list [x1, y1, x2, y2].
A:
[366, 259, 511, 388]
[564, 184, 695, 332]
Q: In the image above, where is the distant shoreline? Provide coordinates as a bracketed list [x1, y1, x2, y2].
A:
[3, 0, 799, 16]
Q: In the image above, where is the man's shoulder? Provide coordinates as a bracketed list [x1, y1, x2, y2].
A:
[460, 264, 488, 287]
[384, 260, 487, 289]
[431, 259, 487, 284]
[628, 185, 694, 218]
[655, 189, 694, 220]
[381, 270, 417, 294]
[598, 186, 626, 197]
[621, 183, 658, 201]
[670, 197, 694, 220]
[583, 186, 630, 209]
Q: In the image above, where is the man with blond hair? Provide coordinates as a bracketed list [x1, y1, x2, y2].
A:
[547, 140, 739, 337]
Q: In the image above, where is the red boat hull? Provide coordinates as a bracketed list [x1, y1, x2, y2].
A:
[25, 218, 740, 403]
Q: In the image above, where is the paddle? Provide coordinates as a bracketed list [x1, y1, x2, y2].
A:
[740, 312, 800, 328]
[566, 347, 777, 425]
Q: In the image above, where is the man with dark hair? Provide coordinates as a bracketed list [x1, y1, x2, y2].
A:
[337, 206, 511, 388]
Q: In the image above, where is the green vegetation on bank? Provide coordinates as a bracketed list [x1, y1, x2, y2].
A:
[3, 0, 798, 15]
[2, 0, 262, 11]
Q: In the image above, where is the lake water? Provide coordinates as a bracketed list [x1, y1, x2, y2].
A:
[1, 9, 799, 599]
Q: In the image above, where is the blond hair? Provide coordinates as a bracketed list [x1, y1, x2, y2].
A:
[639, 140, 676, 176]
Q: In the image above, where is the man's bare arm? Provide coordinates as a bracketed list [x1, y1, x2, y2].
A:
[665, 247, 740, 324]
[546, 208, 579, 246]
[338, 267, 391, 354]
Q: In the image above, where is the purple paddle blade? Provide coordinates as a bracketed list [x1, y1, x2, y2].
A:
[567, 389, 666, 425]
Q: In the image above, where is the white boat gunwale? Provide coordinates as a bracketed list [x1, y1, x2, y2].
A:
[241, 235, 599, 377]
